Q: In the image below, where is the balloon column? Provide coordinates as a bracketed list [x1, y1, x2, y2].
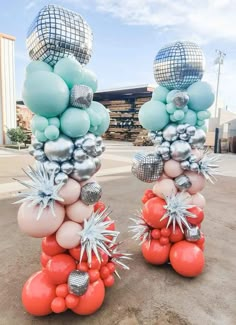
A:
[16, 5, 130, 317]
[130, 41, 219, 277]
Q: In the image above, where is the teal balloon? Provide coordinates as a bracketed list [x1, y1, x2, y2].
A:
[48, 117, 60, 128]
[182, 109, 197, 126]
[60, 107, 90, 138]
[173, 110, 185, 121]
[139, 100, 170, 131]
[44, 125, 60, 140]
[26, 61, 53, 75]
[23, 71, 69, 118]
[35, 130, 47, 142]
[166, 90, 179, 103]
[188, 81, 215, 111]
[197, 110, 211, 120]
[170, 114, 177, 122]
[152, 86, 169, 103]
[81, 68, 98, 93]
[31, 115, 48, 132]
[166, 103, 176, 114]
[197, 120, 205, 127]
[54, 57, 83, 89]
[86, 101, 110, 135]
[183, 106, 188, 113]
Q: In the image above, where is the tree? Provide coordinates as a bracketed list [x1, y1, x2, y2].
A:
[7, 127, 28, 150]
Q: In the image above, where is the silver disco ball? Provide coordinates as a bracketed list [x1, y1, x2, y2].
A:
[26, 4, 93, 66]
[153, 41, 205, 90]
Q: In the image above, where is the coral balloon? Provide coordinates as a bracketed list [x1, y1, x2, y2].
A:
[141, 239, 171, 265]
[153, 179, 177, 199]
[22, 271, 56, 316]
[142, 197, 168, 229]
[191, 193, 206, 209]
[40, 252, 52, 267]
[72, 279, 105, 315]
[46, 254, 76, 285]
[42, 234, 66, 256]
[56, 221, 82, 249]
[170, 241, 205, 277]
[65, 294, 80, 309]
[56, 284, 69, 297]
[187, 206, 204, 225]
[184, 171, 205, 194]
[94, 201, 106, 212]
[164, 160, 183, 178]
[66, 200, 93, 223]
[103, 274, 115, 287]
[18, 202, 65, 238]
[58, 178, 81, 205]
[51, 297, 67, 313]
[69, 245, 88, 262]
[169, 225, 184, 243]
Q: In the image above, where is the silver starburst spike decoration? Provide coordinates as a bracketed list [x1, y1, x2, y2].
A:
[79, 207, 120, 264]
[129, 210, 151, 245]
[197, 150, 220, 183]
[108, 242, 132, 279]
[160, 192, 196, 233]
[14, 164, 64, 219]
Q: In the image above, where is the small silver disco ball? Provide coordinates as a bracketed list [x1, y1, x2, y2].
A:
[26, 4, 93, 66]
[153, 41, 205, 90]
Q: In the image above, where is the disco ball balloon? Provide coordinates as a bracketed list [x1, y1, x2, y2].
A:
[26, 4, 93, 66]
[153, 41, 205, 90]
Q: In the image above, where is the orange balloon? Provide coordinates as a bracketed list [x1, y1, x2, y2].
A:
[106, 262, 115, 274]
[42, 234, 66, 256]
[46, 254, 76, 285]
[88, 269, 100, 283]
[141, 239, 170, 265]
[77, 262, 89, 272]
[94, 201, 106, 212]
[72, 279, 105, 315]
[65, 294, 80, 309]
[51, 297, 67, 313]
[22, 271, 56, 316]
[103, 274, 115, 287]
[170, 241, 205, 277]
[56, 283, 69, 297]
[169, 225, 184, 243]
[187, 206, 204, 225]
[40, 252, 52, 268]
[69, 245, 88, 262]
[100, 266, 110, 280]
[142, 197, 168, 229]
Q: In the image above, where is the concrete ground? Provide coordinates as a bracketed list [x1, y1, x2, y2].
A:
[0, 142, 235, 325]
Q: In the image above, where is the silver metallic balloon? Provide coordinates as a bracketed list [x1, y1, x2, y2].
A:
[70, 85, 93, 109]
[55, 172, 68, 184]
[176, 124, 187, 134]
[93, 157, 101, 172]
[132, 152, 164, 183]
[33, 149, 47, 162]
[80, 182, 102, 205]
[84, 133, 96, 141]
[44, 135, 74, 163]
[26, 4, 93, 66]
[74, 137, 84, 148]
[173, 92, 189, 108]
[153, 41, 205, 90]
[174, 174, 192, 190]
[82, 138, 97, 155]
[170, 140, 191, 161]
[95, 146, 103, 157]
[44, 161, 61, 174]
[186, 126, 196, 136]
[180, 160, 190, 170]
[189, 129, 206, 148]
[28, 145, 35, 156]
[179, 133, 190, 141]
[60, 161, 74, 174]
[162, 153, 171, 161]
[96, 136, 103, 146]
[68, 270, 89, 296]
[32, 138, 44, 150]
[71, 158, 96, 182]
[73, 148, 88, 162]
[163, 124, 178, 142]
[161, 141, 170, 148]
[159, 146, 170, 155]
[189, 155, 197, 163]
[190, 162, 199, 172]
[185, 226, 201, 242]
[101, 143, 106, 152]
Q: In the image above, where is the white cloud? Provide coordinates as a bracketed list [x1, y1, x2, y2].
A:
[25, 1, 36, 11]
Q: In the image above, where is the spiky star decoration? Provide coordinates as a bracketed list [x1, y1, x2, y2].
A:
[108, 242, 132, 278]
[129, 210, 151, 244]
[14, 164, 64, 219]
[79, 208, 120, 264]
[160, 192, 196, 233]
[197, 150, 219, 183]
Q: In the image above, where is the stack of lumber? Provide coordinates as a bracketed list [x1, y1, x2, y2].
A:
[133, 129, 153, 146]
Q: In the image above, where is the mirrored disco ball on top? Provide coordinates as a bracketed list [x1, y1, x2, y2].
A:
[26, 4, 93, 66]
[153, 41, 205, 90]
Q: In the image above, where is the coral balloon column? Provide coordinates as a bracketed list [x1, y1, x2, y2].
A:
[16, 5, 130, 317]
[130, 41, 219, 277]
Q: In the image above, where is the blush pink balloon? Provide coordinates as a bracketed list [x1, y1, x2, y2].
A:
[153, 179, 177, 199]
[191, 149, 203, 162]
[158, 173, 169, 181]
[56, 221, 83, 249]
[17, 202, 65, 238]
[164, 159, 183, 178]
[191, 193, 206, 209]
[184, 171, 206, 194]
[66, 200, 93, 223]
[58, 178, 81, 205]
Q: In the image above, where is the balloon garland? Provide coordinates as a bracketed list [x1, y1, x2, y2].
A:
[16, 5, 130, 316]
[131, 41, 219, 277]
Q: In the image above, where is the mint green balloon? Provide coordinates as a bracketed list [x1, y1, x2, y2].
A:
[173, 110, 185, 121]
[183, 106, 188, 113]
[166, 90, 179, 103]
[23, 71, 69, 118]
[44, 125, 60, 140]
[48, 117, 60, 128]
[197, 120, 205, 127]
[86, 101, 110, 135]
[35, 130, 47, 142]
[197, 110, 211, 121]
[188, 81, 215, 111]
[81, 68, 98, 93]
[170, 114, 177, 122]
[166, 103, 176, 114]
[139, 100, 170, 131]
[54, 57, 83, 89]
[152, 86, 169, 103]
[60, 107, 90, 138]
[26, 61, 53, 75]
[31, 115, 48, 132]
[182, 109, 197, 126]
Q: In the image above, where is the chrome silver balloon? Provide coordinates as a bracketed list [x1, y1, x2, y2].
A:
[33, 149, 47, 162]
[153, 41, 205, 90]
[189, 129, 206, 148]
[80, 182, 102, 205]
[32, 138, 44, 150]
[173, 92, 189, 108]
[70, 85, 93, 109]
[162, 153, 171, 161]
[55, 172, 68, 184]
[189, 155, 197, 163]
[159, 146, 170, 155]
[176, 124, 187, 134]
[73, 148, 88, 162]
[174, 174, 192, 190]
[28, 145, 35, 156]
[74, 137, 84, 148]
[180, 160, 190, 170]
[44, 161, 61, 174]
[60, 161, 74, 174]
[185, 226, 201, 242]
[71, 158, 96, 182]
[93, 157, 101, 172]
[44, 135, 74, 163]
[68, 270, 89, 296]
[170, 140, 191, 161]
[190, 162, 199, 172]
[161, 141, 170, 148]
[96, 136, 103, 146]
[179, 133, 190, 141]
[101, 143, 106, 152]
[82, 138, 97, 155]
[95, 146, 103, 157]
[186, 126, 196, 136]
[162, 124, 178, 142]
[84, 133, 96, 141]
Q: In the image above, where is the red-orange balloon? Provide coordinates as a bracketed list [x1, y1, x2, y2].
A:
[77, 262, 89, 272]
[65, 294, 80, 309]
[56, 283, 69, 297]
[169, 225, 184, 243]
[103, 274, 115, 287]
[170, 241, 205, 277]
[151, 229, 161, 239]
[187, 206, 204, 225]
[94, 201, 106, 212]
[72, 279, 105, 315]
[46, 254, 76, 285]
[40, 252, 52, 268]
[142, 197, 168, 229]
[69, 245, 88, 262]
[100, 266, 110, 279]
[42, 234, 66, 256]
[141, 239, 170, 265]
[51, 297, 67, 313]
[22, 271, 56, 316]
[88, 269, 100, 283]
[89, 255, 101, 270]
[106, 262, 115, 274]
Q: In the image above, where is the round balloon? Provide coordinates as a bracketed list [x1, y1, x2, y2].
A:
[182, 109, 197, 126]
[35, 130, 48, 143]
[45, 254, 76, 285]
[142, 239, 171, 265]
[81, 68, 98, 93]
[139, 100, 170, 131]
[58, 178, 81, 205]
[54, 57, 83, 89]
[26, 61, 53, 75]
[153, 179, 177, 199]
[191, 193, 206, 209]
[31, 115, 48, 132]
[60, 108, 90, 138]
[56, 221, 83, 249]
[66, 200, 93, 223]
[44, 125, 60, 141]
[152, 86, 169, 103]
[188, 81, 215, 111]
[164, 159, 183, 178]
[184, 171, 205, 194]
[48, 117, 60, 128]
[86, 101, 110, 136]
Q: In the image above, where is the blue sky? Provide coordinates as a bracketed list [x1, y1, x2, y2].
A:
[0, 0, 235, 112]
